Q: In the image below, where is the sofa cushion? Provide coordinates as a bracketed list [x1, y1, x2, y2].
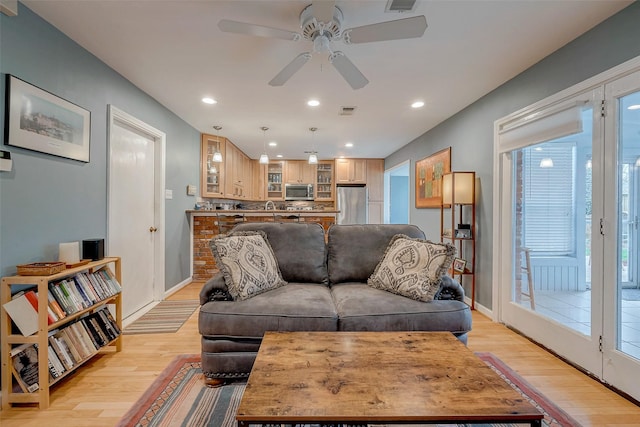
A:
[210, 231, 286, 301]
[199, 283, 338, 337]
[368, 234, 456, 302]
[327, 224, 426, 284]
[331, 283, 472, 334]
[232, 222, 329, 284]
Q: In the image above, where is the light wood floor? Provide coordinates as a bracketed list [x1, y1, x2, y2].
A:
[1, 281, 639, 426]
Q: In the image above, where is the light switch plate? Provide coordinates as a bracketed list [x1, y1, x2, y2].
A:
[186, 184, 197, 196]
[165, 189, 173, 199]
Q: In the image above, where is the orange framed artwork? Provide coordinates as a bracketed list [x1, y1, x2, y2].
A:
[415, 147, 451, 208]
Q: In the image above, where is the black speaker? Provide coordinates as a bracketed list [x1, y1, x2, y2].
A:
[83, 238, 104, 261]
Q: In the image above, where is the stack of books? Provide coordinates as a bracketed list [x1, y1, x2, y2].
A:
[11, 306, 121, 392]
[3, 267, 121, 336]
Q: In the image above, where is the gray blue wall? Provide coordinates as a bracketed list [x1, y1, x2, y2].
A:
[0, 3, 200, 288]
[390, 176, 408, 224]
[386, 2, 640, 310]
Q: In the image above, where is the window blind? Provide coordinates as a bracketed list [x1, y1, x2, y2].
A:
[521, 143, 576, 256]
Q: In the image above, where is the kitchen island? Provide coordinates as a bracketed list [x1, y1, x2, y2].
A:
[188, 209, 339, 281]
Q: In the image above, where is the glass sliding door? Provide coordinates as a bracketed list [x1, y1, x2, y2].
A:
[496, 64, 640, 401]
[496, 88, 604, 376]
[602, 70, 640, 399]
[512, 138, 593, 335]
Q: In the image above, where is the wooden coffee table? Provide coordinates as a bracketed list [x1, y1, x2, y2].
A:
[236, 331, 543, 426]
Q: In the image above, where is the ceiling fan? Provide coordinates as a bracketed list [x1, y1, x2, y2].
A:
[218, 1, 427, 90]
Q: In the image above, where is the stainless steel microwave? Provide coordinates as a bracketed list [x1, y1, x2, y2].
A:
[285, 183, 314, 200]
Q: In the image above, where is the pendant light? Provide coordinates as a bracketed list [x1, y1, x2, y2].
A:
[212, 125, 223, 163]
[259, 126, 269, 164]
[307, 127, 318, 164]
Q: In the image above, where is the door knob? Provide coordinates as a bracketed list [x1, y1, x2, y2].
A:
[149, 226, 158, 232]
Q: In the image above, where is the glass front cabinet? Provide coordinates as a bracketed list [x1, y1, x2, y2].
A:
[201, 133, 226, 197]
[267, 161, 285, 200]
[316, 161, 334, 201]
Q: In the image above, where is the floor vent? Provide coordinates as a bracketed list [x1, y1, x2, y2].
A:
[385, 0, 417, 13]
[339, 106, 357, 116]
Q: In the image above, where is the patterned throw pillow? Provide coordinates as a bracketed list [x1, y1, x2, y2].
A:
[368, 234, 456, 302]
[210, 231, 286, 301]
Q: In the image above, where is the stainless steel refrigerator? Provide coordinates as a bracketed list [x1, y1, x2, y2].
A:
[336, 185, 368, 224]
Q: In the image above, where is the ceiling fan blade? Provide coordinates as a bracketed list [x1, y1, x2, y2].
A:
[343, 15, 427, 44]
[310, 1, 336, 23]
[218, 19, 300, 41]
[329, 51, 369, 90]
[269, 53, 312, 86]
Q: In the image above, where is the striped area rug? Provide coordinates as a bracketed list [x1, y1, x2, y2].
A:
[123, 300, 200, 334]
[116, 353, 581, 427]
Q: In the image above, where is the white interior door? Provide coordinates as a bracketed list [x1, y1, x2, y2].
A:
[108, 106, 165, 319]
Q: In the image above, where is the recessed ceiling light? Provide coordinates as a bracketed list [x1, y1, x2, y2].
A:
[202, 97, 217, 104]
[307, 99, 320, 107]
[345, 142, 354, 148]
[276, 154, 283, 158]
[411, 101, 425, 108]
[269, 141, 277, 147]
[628, 104, 640, 110]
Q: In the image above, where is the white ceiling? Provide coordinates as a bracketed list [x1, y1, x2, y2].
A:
[22, 0, 632, 161]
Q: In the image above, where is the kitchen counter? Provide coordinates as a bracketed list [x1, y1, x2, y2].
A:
[187, 209, 339, 214]
[189, 209, 339, 281]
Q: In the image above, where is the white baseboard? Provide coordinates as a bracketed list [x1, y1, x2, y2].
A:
[464, 296, 492, 319]
[121, 277, 194, 328]
[164, 277, 193, 299]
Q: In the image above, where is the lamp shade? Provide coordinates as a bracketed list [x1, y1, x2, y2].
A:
[259, 154, 269, 164]
[308, 153, 318, 164]
[212, 151, 223, 162]
[442, 172, 475, 205]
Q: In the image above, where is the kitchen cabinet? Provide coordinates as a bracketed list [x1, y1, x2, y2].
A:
[284, 160, 316, 184]
[267, 161, 285, 200]
[252, 162, 266, 201]
[200, 133, 226, 197]
[315, 161, 334, 201]
[368, 201, 384, 224]
[224, 141, 251, 199]
[335, 158, 367, 184]
[366, 159, 384, 202]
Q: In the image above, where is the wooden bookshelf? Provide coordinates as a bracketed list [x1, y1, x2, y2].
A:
[1, 257, 122, 409]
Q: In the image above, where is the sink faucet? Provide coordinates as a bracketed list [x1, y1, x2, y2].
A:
[265, 200, 275, 210]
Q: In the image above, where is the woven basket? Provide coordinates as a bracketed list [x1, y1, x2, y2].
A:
[17, 262, 66, 276]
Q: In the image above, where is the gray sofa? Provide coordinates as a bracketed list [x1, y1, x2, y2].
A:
[198, 222, 472, 384]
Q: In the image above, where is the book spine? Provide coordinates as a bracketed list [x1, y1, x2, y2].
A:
[47, 344, 65, 379]
[50, 283, 73, 316]
[57, 329, 82, 363]
[24, 290, 56, 325]
[58, 280, 80, 313]
[47, 289, 67, 319]
[49, 334, 74, 370]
